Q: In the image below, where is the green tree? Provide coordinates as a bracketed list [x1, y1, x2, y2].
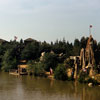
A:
[80, 36, 87, 48]
[73, 39, 80, 56]
[52, 39, 66, 54]
[64, 58, 74, 68]
[66, 42, 73, 57]
[42, 53, 58, 71]
[39, 41, 51, 53]
[27, 61, 45, 76]
[2, 49, 17, 72]
[54, 64, 67, 81]
[21, 41, 40, 60]
[33, 63, 45, 76]
[0, 45, 6, 69]
[27, 60, 35, 74]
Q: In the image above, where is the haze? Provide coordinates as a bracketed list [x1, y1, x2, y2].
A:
[0, 0, 100, 42]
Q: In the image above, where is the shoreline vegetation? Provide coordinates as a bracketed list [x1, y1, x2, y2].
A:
[0, 35, 100, 86]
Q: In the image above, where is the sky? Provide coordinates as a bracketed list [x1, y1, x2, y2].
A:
[0, 0, 100, 43]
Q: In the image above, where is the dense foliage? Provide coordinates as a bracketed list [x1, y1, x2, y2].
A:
[54, 64, 68, 81]
[27, 61, 45, 76]
[78, 71, 99, 85]
[0, 36, 100, 73]
[41, 53, 58, 71]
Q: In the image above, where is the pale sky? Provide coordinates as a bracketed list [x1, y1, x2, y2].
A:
[0, 0, 100, 43]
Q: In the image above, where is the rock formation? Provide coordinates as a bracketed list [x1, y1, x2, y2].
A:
[80, 48, 85, 69]
[40, 52, 45, 61]
[80, 35, 95, 68]
[70, 35, 96, 78]
[85, 35, 95, 66]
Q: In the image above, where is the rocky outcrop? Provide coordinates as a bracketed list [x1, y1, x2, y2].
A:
[80, 48, 85, 69]
[80, 35, 95, 68]
[85, 35, 95, 66]
[40, 52, 45, 61]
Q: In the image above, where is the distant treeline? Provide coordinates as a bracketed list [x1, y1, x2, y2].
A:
[0, 36, 100, 71]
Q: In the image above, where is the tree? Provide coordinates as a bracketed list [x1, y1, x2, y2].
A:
[20, 39, 24, 44]
[2, 49, 18, 72]
[21, 41, 40, 60]
[52, 39, 67, 54]
[54, 64, 67, 81]
[33, 63, 45, 76]
[0, 45, 6, 69]
[42, 53, 58, 71]
[27, 61, 45, 76]
[65, 42, 73, 57]
[64, 58, 74, 68]
[39, 41, 51, 53]
[73, 39, 80, 56]
[74, 39, 80, 47]
[80, 36, 87, 48]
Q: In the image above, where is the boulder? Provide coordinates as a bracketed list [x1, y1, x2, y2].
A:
[88, 83, 93, 87]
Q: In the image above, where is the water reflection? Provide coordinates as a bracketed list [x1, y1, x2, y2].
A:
[0, 72, 100, 100]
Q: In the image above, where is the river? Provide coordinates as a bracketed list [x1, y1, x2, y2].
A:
[0, 72, 100, 100]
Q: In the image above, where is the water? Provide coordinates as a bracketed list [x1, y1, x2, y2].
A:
[0, 72, 100, 100]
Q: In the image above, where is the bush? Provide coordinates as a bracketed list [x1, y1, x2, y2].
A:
[54, 64, 67, 81]
[27, 60, 35, 75]
[2, 49, 18, 72]
[78, 71, 88, 83]
[33, 63, 45, 76]
[78, 71, 99, 85]
[42, 53, 58, 71]
[64, 58, 74, 68]
[21, 42, 40, 60]
[87, 78, 99, 86]
[67, 76, 74, 81]
[27, 61, 45, 76]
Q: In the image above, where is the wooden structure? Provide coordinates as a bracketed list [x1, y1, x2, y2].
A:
[0, 38, 8, 45]
[24, 38, 36, 45]
[17, 60, 28, 75]
[18, 64, 28, 75]
[9, 60, 28, 75]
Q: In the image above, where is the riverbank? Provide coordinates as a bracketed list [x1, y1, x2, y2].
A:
[8, 69, 100, 87]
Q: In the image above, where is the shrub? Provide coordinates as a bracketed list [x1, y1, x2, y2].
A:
[27, 61, 45, 76]
[2, 49, 18, 72]
[41, 53, 58, 71]
[67, 76, 74, 81]
[54, 64, 67, 81]
[86, 78, 99, 85]
[33, 63, 45, 76]
[78, 71, 99, 85]
[64, 58, 74, 68]
[27, 60, 35, 75]
[78, 71, 88, 83]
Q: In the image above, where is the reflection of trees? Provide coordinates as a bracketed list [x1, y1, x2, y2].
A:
[0, 72, 18, 90]
[20, 76, 100, 100]
[21, 76, 77, 98]
[0, 73, 100, 100]
[0, 72, 24, 100]
[80, 85, 100, 100]
[74, 81, 78, 98]
[81, 87, 85, 100]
